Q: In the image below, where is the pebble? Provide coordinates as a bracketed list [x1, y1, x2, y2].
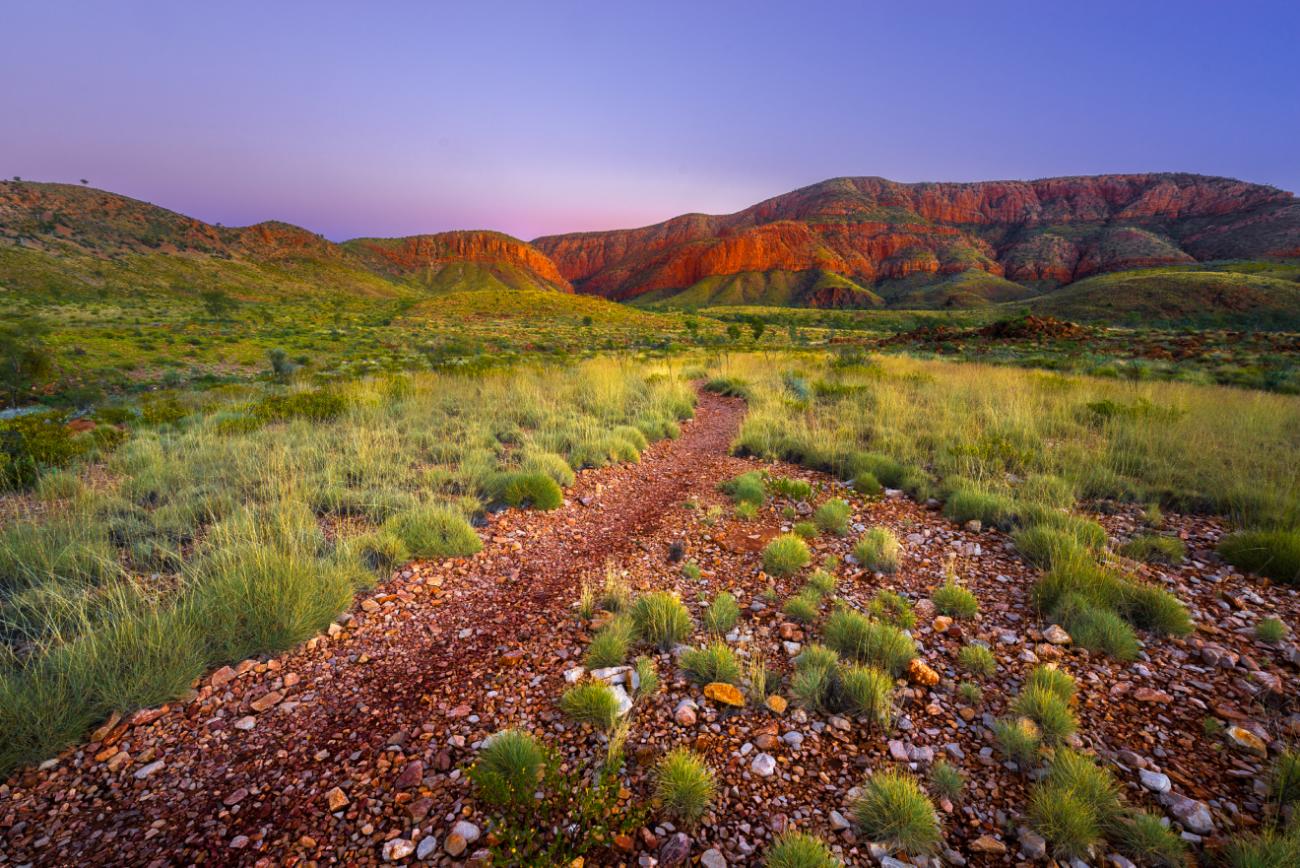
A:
[1139, 769, 1172, 794]
[382, 838, 414, 861]
[700, 848, 726, 868]
[133, 760, 164, 780]
[751, 753, 776, 776]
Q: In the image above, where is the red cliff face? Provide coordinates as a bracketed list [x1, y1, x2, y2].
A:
[534, 174, 1299, 301]
[345, 231, 573, 292]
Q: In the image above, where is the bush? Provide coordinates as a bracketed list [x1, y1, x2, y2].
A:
[764, 832, 842, 868]
[0, 413, 95, 490]
[994, 717, 1041, 765]
[867, 590, 915, 629]
[851, 770, 940, 855]
[929, 759, 964, 801]
[957, 643, 996, 678]
[944, 488, 1016, 529]
[560, 682, 621, 731]
[703, 591, 740, 634]
[491, 470, 564, 510]
[721, 471, 766, 505]
[1030, 750, 1122, 860]
[770, 476, 812, 500]
[704, 376, 752, 400]
[586, 618, 631, 669]
[823, 608, 916, 676]
[806, 569, 836, 596]
[783, 591, 821, 624]
[793, 521, 817, 539]
[469, 729, 549, 812]
[344, 529, 409, 573]
[680, 641, 742, 685]
[838, 664, 893, 727]
[1219, 530, 1300, 585]
[383, 505, 481, 558]
[763, 534, 811, 576]
[1011, 686, 1077, 745]
[654, 748, 716, 825]
[1112, 811, 1188, 868]
[813, 498, 852, 536]
[932, 579, 978, 618]
[854, 527, 901, 573]
[1119, 533, 1186, 565]
[630, 591, 693, 650]
[1257, 617, 1289, 642]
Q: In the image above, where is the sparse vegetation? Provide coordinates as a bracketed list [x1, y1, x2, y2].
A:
[823, 608, 916, 676]
[1119, 533, 1186, 565]
[763, 533, 811, 576]
[932, 577, 978, 619]
[680, 641, 742, 685]
[957, 643, 996, 677]
[783, 590, 821, 624]
[1220, 530, 1300, 585]
[838, 663, 893, 727]
[813, 498, 851, 536]
[653, 747, 716, 825]
[1257, 617, 1289, 643]
[851, 770, 941, 855]
[703, 591, 740, 634]
[630, 591, 693, 650]
[469, 729, 549, 811]
[560, 681, 621, 731]
[854, 527, 901, 573]
[763, 831, 842, 868]
[866, 589, 915, 629]
[929, 759, 964, 801]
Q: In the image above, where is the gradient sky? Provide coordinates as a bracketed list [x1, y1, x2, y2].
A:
[4, 1, 1298, 241]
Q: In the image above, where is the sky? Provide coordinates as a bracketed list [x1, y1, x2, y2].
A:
[3, 1, 1298, 241]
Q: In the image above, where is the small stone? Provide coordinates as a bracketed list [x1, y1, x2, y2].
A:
[1161, 792, 1214, 834]
[133, 760, 164, 780]
[610, 684, 634, 717]
[210, 665, 237, 687]
[1043, 624, 1072, 645]
[361, 598, 380, 613]
[233, 715, 257, 731]
[249, 690, 283, 713]
[326, 787, 349, 811]
[751, 752, 777, 776]
[395, 760, 424, 789]
[964, 519, 982, 532]
[1226, 725, 1268, 756]
[416, 836, 438, 859]
[700, 848, 726, 868]
[1018, 827, 1047, 860]
[704, 682, 745, 707]
[1134, 688, 1172, 704]
[932, 615, 953, 633]
[383, 838, 415, 861]
[674, 699, 698, 726]
[659, 832, 691, 866]
[1139, 769, 1172, 794]
[830, 810, 851, 830]
[765, 694, 788, 715]
[907, 658, 939, 687]
[970, 835, 1007, 855]
[223, 787, 249, 806]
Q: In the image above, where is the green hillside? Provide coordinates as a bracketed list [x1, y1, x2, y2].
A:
[635, 269, 883, 310]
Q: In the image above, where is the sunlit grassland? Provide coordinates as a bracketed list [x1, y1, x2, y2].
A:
[726, 352, 1300, 530]
[0, 359, 695, 774]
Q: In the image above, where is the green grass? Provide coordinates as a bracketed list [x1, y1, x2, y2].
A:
[1220, 530, 1300, 584]
[957, 643, 996, 677]
[1028, 749, 1123, 860]
[382, 504, 482, 558]
[1112, 811, 1188, 868]
[702, 591, 740, 635]
[559, 681, 621, 731]
[1257, 617, 1289, 642]
[763, 533, 811, 576]
[1222, 826, 1300, 867]
[1025, 665, 1076, 703]
[866, 590, 915, 629]
[929, 760, 965, 801]
[680, 641, 742, 685]
[854, 527, 901, 573]
[931, 579, 978, 618]
[468, 729, 549, 812]
[586, 617, 632, 669]
[994, 717, 1042, 765]
[721, 470, 766, 505]
[630, 591, 693, 651]
[1119, 533, 1186, 565]
[764, 831, 843, 868]
[851, 770, 941, 855]
[653, 747, 716, 825]
[783, 590, 822, 624]
[1011, 685, 1077, 745]
[633, 655, 659, 699]
[838, 663, 893, 727]
[813, 498, 851, 536]
[823, 608, 916, 676]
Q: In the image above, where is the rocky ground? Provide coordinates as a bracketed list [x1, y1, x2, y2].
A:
[1, 392, 1297, 867]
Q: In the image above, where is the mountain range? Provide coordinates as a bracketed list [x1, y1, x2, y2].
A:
[2, 173, 1299, 321]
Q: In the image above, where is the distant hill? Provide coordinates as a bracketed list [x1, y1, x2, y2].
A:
[533, 174, 1300, 310]
[0, 182, 571, 299]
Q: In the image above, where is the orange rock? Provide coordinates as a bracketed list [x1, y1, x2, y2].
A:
[325, 787, 349, 811]
[908, 658, 940, 687]
[703, 682, 744, 707]
[765, 694, 788, 714]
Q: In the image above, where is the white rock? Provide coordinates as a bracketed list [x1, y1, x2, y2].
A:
[416, 836, 438, 859]
[830, 809, 851, 830]
[451, 820, 481, 844]
[700, 848, 727, 868]
[1139, 769, 1171, 794]
[563, 667, 585, 684]
[610, 684, 633, 718]
[382, 838, 414, 861]
[134, 760, 164, 780]
[751, 753, 776, 777]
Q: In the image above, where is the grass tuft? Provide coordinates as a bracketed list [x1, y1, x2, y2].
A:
[851, 770, 941, 855]
[559, 681, 621, 731]
[764, 831, 842, 868]
[680, 641, 742, 685]
[654, 747, 716, 825]
[813, 498, 852, 536]
[703, 591, 740, 635]
[823, 608, 916, 676]
[630, 591, 693, 651]
[763, 534, 811, 576]
[469, 729, 549, 811]
[854, 527, 901, 573]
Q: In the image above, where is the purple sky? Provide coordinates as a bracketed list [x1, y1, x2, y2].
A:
[4, 1, 1298, 241]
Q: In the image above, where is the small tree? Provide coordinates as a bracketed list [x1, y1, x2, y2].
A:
[725, 323, 742, 342]
[0, 318, 54, 406]
[749, 319, 766, 341]
[267, 348, 296, 380]
[200, 288, 236, 319]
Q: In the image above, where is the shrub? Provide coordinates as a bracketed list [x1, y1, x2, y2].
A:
[382, 505, 481, 558]
[867, 590, 915, 629]
[680, 641, 742, 685]
[630, 591, 692, 650]
[1013, 526, 1085, 569]
[491, 470, 564, 510]
[763, 534, 811, 576]
[846, 451, 907, 489]
[806, 569, 836, 596]
[1012, 686, 1077, 745]
[957, 681, 983, 706]
[735, 501, 758, 521]
[703, 591, 740, 634]
[1119, 533, 1186, 565]
[929, 759, 964, 801]
[560, 682, 620, 731]
[1028, 785, 1100, 861]
[793, 521, 817, 539]
[764, 832, 842, 868]
[994, 717, 1041, 765]
[1272, 749, 1300, 807]
[721, 471, 766, 505]
[839, 664, 893, 727]
[783, 591, 821, 624]
[1219, 530, 1300, 585]
[1026, 664, 1076, 702]
[957, 643, 996, 678]
[654, 748, 716, 825]
[1221, 826, 1300, 867]
[1112, 811, 1188, 868]
[469, 729, 549, 812]
[814, 498, 852, 536]
[625, 653, 656, 694]
[854, 527, 901, 573]
[1063, 601, 1141, 660]
[853, 472, 883, 497]
[851, 770, 941, 855]
[344, 529, 409, 573]
[944, 488, 1016, 529]
[770, 476, 812, 500]
[932, 579, 978, 618]
[1257, 617, 1289, 643]
[824, 609, 916, 676]
[586, 618, 632, 669]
